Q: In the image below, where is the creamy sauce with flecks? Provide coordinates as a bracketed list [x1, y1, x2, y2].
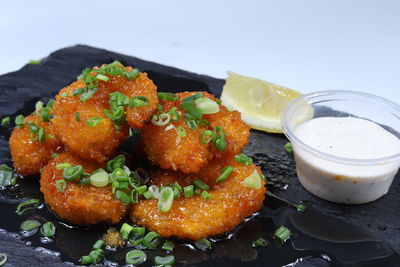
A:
[292, 117, 400, 204]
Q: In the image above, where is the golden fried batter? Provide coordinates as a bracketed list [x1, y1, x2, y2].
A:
[10, 114, 64, 175]
[140, 91, 250, 173]
[130, 157, 266, 240]
[52, 67, 157, 163]
[40, 152, 127, 225]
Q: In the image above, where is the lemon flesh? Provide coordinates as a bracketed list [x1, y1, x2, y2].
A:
[221, 72, 301, 133]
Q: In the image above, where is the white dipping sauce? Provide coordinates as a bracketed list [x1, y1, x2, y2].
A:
[293, 117, 400, 204]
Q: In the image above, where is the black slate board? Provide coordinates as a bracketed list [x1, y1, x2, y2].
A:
[0, 45, 399, 267]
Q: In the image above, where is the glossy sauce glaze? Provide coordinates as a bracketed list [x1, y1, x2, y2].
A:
[293, 117, 400, 204]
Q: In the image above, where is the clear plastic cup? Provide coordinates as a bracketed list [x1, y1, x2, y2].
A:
[281, 90, 400, 204]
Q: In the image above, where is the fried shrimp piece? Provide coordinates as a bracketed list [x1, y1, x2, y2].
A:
[9, 114, 63, 175]
[140, 91, 250, 173]
[52, 64, 157, 163]
[130, 157, 266, 240]
[40, 152, 127, 225]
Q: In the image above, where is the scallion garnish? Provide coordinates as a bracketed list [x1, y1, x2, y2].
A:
[143, 231, 162, 249]
[55, 179, 66, 193]
[143, 190, 154, 199]
[80, 177, 91, 186]
[154, 255, 175, 266]
[16, 199, 41, 215]
[176, 126, 186, 137]
[201, 130, 213, 144]
[201, 191, 211, 200]
[194, 238, 212, 251]
[182, 92, 203, 102]
[80, 255, 92, 264]
[39, 107, 50, 122]
[75, 112, 81, 122]
[284, 142, 293, 153]
[171, 182, 182, 199]
[162, 241, 175, 251]
[20, 220, 41, 231]
[28, 59, 40, 64]
[1, 116, 10, 126]
[192, 180, 210, 191]
[234, 154, 253, 165]
[216, 166, 234, 183]
[46, 99, 55, 109]
[106, 154, 126, 172]
[120, 223, 134, 240]
[0, 164, 18, 188]
[55, 163, 71, 170]
[296, 204, 306, 212]
[212, 126, 226, 151]
[152, 113, 171, 126]
[61, 92, 69, 98]
[125, 250, 147, 265]
[92, 240, 105, 250]
[158, 92, 178, 101]
[89, 249, 104, 264]
[252, 237, 268, 247]
[243, 170, 262, 189]
[129, 96, 149, 108]
[184, 185, 194, 198]
[158, 187, 174, 212]
[274, 226, 291, 242]
[195, 97, 219, 114]
[115, 190, 131, 205]
[85, 117, 102, 127]
[15, 114, 25, 128]
[96, 73, 109, 82]
[62, 165, 83, 182]
[90, 171, 109, 187]
[40, 221, 56, 238]
[0, 253, 7, 266]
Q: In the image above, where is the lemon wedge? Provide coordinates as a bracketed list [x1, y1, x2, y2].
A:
[221, 72, 302, 133]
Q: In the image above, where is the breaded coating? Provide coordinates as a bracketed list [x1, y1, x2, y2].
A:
[130, 158, 266, 240]
[40, 152, 127, 225]
[52, 67, 157, 163]
[10, 114, 63, 175]
[140, 91, 250, 173]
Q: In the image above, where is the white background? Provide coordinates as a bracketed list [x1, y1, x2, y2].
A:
[1, 0, 399, 104]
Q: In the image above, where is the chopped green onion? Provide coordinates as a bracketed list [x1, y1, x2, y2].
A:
[136, 185, 147, 195]
[80, 255, 92, 264]
[115, 190, 131, 205]
[37, 127, 45, 143]
[284, 142, 293, 153]
[90, 171, 109, 187]
[212, 126, 226, 151]
[192, 180, 210, 191]
[129, 96, 149, 108]
[201, 191, 211, 200]
[200, 130, 213, 144]
[110, 168, 129, 182]
[61, 92, 69, 98]
[158, 187, 174, 212]
[154, 255, 175, 266]
[0, 164, 18, 187]
[162, 241, 175, 251]
[216, 99, 222, 105]
[167, 107, 180, 121]
[39, 108, 50, 122]
[143, 231, 162, 249]
[55, 179, 66, 193]
[234, 154, 253, 165]
[75, 112, 81, 122]
[46, 99, 55, 109]
[143, 191, 154, 199]
[73, 87, 84, 96]
[176, 126, 186, 137]
[182, 92, 203, 102]
[80, 177, 90, 186]
[171, 182, 182, 199]
[252, 237, 268, 247]
[89, 249, 104, 264]
[243, 170, 262, 189]
[106, 154, 126, 172]
[184, 185, 194, 198]
[194, 238, 212, 251]
[184, 117, 198, 130]
[120, 223, 134, 240]
[130, 189, 139, 203]
[20, 220, 41, 231]
[15, 114, 25, 127]
[152, 113, 171, 126]
[195, 187, 202, 195]
[80, 88, 98, 103]
[195, 97, 219, 114]
[0, 253, 7, 266]
[62, 165, 83, 182]
[40, 221, 56, 238]
[198, 118, 210, 127]
[158, 92, 178, 101]
[125, 250, 147, 265]
[55, 163, 71, 170]
[274, 226, 292, 242]
[85, 117, 102, 127]
[296, 204, 306, 212]
[28, 59, 40, 64]
[96, 74, 109, 81]
[1, 116, 10, 126]
[181, 101, 203, 119]
[35, 101, 44, 114]
[216, 166, 234, 183]
[16, 199, 41, 215]
[92, 239, 105, 250]
[132, 226, 146, 236]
